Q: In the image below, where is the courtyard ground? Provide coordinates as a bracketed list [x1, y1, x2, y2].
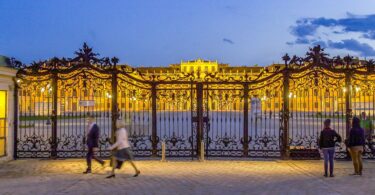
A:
[0, 158, 375, 195]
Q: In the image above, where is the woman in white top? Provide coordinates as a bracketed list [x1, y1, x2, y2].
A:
[106, 120, 140, 178]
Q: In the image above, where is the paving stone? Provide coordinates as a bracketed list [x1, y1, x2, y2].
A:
[0, 159, 374, 194]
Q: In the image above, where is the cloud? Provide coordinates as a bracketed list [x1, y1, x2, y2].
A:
[223, 38, 234, 44]
[288, 13, 375, 57]
[290, 19, 319, 37]
[291, 14, 375, 38]
[328, 39, 375, 56]
[363, 31, 375, 39]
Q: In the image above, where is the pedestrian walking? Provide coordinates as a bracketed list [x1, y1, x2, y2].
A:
[106, 120, 140, 178]
[83, 114, 105, 174]
[360, 112, 374, 154]
[319, 119, 342, 177]
[348, 117, 366, 176]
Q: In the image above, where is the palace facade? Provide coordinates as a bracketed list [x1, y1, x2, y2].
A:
[17, 59, 374, 116]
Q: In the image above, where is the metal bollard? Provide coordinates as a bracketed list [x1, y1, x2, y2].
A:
[200, 141, 205, 162]
[161, 140, 166, 162]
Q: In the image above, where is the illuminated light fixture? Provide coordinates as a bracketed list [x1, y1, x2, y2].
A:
[355, 87, 360, 92]
[293, 95, 297, 98]
[342, 87, 347, 92]
[16, 79, 21, 83]
[105, 92, 112, 98]
[41, 87, 45, 92]
[47, 84, 50, 88]
[288, 92, 293, 98]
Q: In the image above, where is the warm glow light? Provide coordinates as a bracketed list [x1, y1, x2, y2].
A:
[342, 87, 347, 92]
[16, 79, 20, 83]
[0, 91, 6, 118]
[355, 87, 360, 92]
[41, 87, 45, 92]
[288, 92, 293, 98]
[105, 92, 112, 98]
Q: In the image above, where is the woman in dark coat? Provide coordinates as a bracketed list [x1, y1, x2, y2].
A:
[348, 117, 366, 176]
[319, 119, 342, 177]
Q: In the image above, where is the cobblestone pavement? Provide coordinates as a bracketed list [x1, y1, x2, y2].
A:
[0, 159, 375, 195]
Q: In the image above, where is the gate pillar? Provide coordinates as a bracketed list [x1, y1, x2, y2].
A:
[281, 68, 290, 159]
[151, 83, 158, 156]
[243, 84, 249, 157]
[51, 72, 58, 158]
[345, 72, 352, 159]
[13, 80, 19, 159]
[111, 71, 118, 145]
[345, 72, 353, 138]
[196, 83, 204, 159]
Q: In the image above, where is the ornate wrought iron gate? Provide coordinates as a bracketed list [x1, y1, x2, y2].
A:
[12, 44, 375, 159]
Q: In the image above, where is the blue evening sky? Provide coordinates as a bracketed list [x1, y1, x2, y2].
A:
[1, 0, 375, 66]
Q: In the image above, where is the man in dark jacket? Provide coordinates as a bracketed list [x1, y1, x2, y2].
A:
[83, 114, 105, 174]
[319, 119, 342, 177]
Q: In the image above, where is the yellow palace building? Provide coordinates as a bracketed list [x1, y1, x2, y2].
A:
[17, 58, 372, 116]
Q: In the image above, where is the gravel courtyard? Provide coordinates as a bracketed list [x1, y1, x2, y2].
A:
[0, 159, 375, 195]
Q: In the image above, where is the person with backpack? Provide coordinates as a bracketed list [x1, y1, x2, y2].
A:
[319, 119, 342, 177]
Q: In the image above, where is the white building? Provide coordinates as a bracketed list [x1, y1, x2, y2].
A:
[0, 56, 17, 162]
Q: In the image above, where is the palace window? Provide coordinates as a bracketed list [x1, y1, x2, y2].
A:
[84, 90, 88, 97]
[72, 102, 77, 112]
[325, 91, 329, 98]
[0, 91, 7, 157]
[211, 102, 215, 110]
[339, 91, 343, 98]
[314, 89, 318, 96]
